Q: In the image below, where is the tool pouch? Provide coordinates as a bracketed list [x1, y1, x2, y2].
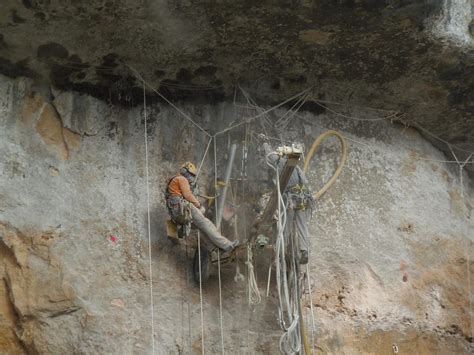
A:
[167, 196, 192, 225]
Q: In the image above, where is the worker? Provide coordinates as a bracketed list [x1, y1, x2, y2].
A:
[165, 161, 239, 253]
[260, 136, 314, 264]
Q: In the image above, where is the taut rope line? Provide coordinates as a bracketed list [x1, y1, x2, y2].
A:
[143, 80, 156, 354]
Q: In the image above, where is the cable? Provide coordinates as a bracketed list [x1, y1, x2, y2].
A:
[246, 245, 262, 305]
[303, 130, 348, 200]
[215, 87, 313, 136]
[217, 249, 225, 354]
[449, 148, 473, 343]
[143, 81, 155, 355]
[195, 136, 213, 184]
[129, 66, 212, 137]
[213, 135, 226, 355]
[266, 152, 301, 354]
[312, 99, 400, 122]
[197, 231, 206, 354]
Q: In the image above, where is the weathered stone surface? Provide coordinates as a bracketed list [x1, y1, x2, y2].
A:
[0, 74, 472, 354]
[0, 0, 472, 166]
[36, 102, 69, 160]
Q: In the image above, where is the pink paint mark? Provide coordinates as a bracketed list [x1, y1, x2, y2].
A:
[110, 235, 118, 243]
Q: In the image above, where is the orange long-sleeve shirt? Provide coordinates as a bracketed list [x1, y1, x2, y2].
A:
[168, 175, 200, 208]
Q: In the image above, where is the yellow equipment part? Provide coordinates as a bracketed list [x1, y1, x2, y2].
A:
[166, 219, 178, 239]
[303, 130, 347, 200]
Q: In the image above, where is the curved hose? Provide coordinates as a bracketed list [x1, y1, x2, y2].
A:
[303, 130, 347, 200]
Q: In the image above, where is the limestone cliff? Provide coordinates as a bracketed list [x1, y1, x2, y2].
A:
[0, 74, 472, 354]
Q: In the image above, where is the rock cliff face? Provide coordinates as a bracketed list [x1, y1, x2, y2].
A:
[0, 73, 472, 354]
[0, 0, 473, 166]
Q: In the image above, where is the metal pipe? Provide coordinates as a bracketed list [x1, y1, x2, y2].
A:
[216, 143, 237, 230]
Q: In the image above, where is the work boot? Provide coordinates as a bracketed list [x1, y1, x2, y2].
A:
[224, 239, 240, 253]
[299, 250, 308, 264]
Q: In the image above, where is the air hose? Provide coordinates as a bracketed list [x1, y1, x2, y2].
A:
[303, 130, 347, 200]
[300, 130, 347, 354]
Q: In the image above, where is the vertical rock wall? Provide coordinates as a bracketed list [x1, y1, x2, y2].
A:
[0, 74, 472, 354]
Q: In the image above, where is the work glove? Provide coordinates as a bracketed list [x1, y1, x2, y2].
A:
[199, 206, 206, 214]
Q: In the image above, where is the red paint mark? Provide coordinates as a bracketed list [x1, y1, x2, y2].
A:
[110, 235, 118, 243]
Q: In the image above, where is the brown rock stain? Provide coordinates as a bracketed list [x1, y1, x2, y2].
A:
[402, 150, 418, 175]
[299, 30, 332, 45]
[22, 92, 82, 160]
[36, 103, 69, 160]
[316, 327, 469, 354]
[0, 222, 79, 353]
[402, 238, 472, 341]
[63, 127, 81, 151]
[448, 189, 464, 216]
[21, 92, 44, 126]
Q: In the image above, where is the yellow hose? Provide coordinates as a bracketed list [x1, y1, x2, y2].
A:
[300, 303, 311, 354]
[303, 130, 347, 200]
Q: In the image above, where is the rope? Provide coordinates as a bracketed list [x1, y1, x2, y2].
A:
[215, 87, 313, 136]
[311, 99, 400, 122]
[185, 243, 193, 354]
[213, 135, 226, 355]
[246, 245, 261, 305]
[143, 81, 155, 354]
[266, 152, 301, 354]
[129, 66, 212, 137]
[449, 147, 473, 342]
[195, 136, 213, 184]
[217, 249, 225, 354]
[274, 92, 310, 130]
[197, 231, 206, 354]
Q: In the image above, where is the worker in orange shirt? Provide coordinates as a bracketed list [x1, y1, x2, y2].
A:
[165, 162, 239, 252]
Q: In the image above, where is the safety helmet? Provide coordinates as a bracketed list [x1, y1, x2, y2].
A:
[180, 161, 197, 176]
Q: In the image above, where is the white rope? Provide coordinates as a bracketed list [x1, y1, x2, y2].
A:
[233, 215, 245, 283]
[266, 152, 301, 354]
[197, 231, 206, 354]
[449, 147, 473, 342]
[415, 123, 472, 155]
[266, 262, 272, 297]
[213, 135, 226, 355]
[312, 99, 400, 122]
[274, 92, 310, 130]
[246, 245, 261, 305]
[143, 81, 155, 355]
[216, 248, 225, 354]
[129, 66, 211, 137]
[195, 136, 213, 184]
[215, 87, 313, 136]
